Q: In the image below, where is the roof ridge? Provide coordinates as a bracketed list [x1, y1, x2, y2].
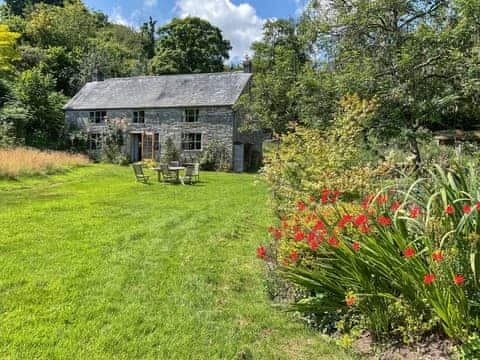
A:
[101, 71, 248, 82]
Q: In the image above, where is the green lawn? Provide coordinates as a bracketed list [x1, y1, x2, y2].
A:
[0, 165, 352, 359]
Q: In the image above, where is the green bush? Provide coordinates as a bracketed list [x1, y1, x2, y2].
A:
[200, 138, 230, 171]
[259, 163, 480, 342]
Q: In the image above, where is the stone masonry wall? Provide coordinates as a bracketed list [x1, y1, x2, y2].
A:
[65, 107, 234, 166]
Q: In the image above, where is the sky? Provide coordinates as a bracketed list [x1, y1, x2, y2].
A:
[80, 0, 309, 63]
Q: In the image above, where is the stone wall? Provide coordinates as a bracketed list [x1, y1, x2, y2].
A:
[65, 107, 235, 166]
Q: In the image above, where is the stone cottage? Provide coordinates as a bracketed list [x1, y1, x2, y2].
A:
[63, 70, 262, 172]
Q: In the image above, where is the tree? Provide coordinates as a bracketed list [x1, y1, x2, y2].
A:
[0, 24, 21, 72]
[141, 16, 156, 60]
[15, 67, 67, 147]
[303, 0, 472, 166]
[5, 0, 63, 16]
[237, 19, 307, 134]
[149, 17, 231, 74]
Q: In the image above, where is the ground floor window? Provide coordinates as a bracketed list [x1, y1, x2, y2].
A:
[182, 133, 202, 150]
[88, 133, 103, 150]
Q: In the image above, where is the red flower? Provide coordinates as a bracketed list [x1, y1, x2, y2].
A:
[338, 215, 353, 228]
[256, 246, 266, 259]
[362, 195, 374, 210]
[410, 206, 421, 218]
[310, 241, 319, 251]
[354, 214, 368, 226]
[432, 250, 444, 262]
[477, 202, 480, 210]
[377, 194, 388, 204]
[293, 225, 300, 233]
[297, 201, 306, 211]
[360, 224, 370, 234]
[307, 232, 316, 243]
[321, 195, 329, 203]
[404, 247, 415, 258]
[391, 201, 401, 211]
[445, 204, 454, 215]
[464, 204, 472, 214]
[313, 220, 325, 230]
[328, 237, 340, 248]
[282, 222, 289, 229]
[378, 216, 392, 226]
[295, 232, 305, 241]
[454, 274, 465, 285]
[352, 242, 361, 251]
[423, 273, 435, 285]
[274, 229, 283, 239]
[290, 251, 299, 262]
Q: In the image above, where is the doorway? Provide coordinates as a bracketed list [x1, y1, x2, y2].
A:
[131, 134, 142, 162]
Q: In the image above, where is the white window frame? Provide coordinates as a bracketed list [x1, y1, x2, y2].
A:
[181, 133, 202, 151]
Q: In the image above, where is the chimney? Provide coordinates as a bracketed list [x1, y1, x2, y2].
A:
[243, 55, 252, 73]
[92, 64, 105, 82]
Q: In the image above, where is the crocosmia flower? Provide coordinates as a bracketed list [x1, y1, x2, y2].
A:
[256, 246, 266, 259]
[297, 201, 306, 211]
[354, 214, 368, 226]
[464, 205, 472, 214]
[378, 216, 391, 226]
[404, 247, 415, 258]
[391, 201, 401, 211]
[445, 204, 454, 215]
[346, 294, 356, 306]
[290, 251, 299, 262]
[423, 273, 435, 285]
[295, 232, 305, 241]
[432, 250, 444, 262]
[454, 274, 465, 285]
[352, 242, 361, 251]
[274, 229, 283, 239]
[328, 237, 340, 248]
[410, 206, 421, 218]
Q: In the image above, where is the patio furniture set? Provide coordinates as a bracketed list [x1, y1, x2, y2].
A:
[132, 163, 200, 185]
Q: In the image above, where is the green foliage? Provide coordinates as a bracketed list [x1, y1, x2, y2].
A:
[0, 120, 16, 147]
[100, 119, 127, 165]
[457, 332, 480, 360]
[15, 67, 67, 147]
[0, 24, 21, 73]
[161, 137, 180, 164]
[263, 163, 480, 342]
[200, 138, 230, 171]
[5, 0, 63, 16]
[150, 17, 231, 75]
[263, 94, 387, 212]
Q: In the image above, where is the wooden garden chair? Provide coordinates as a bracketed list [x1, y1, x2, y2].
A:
[132, 164, 150, 183]
[160, 164, 177, 183]
[181, 165, 195, 185]
[192, 163, 200, 182]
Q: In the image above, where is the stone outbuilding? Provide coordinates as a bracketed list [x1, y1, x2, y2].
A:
[63, 71, 263, 172]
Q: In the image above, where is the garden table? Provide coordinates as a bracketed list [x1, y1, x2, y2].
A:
[168, 166, 185, 183]
[151, 167, 163, 182]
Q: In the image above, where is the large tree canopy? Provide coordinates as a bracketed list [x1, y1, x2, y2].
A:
[149, 17, 231, 75]
[5, 0, 64, 16]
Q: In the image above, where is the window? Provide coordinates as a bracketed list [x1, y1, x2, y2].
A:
[133, 110, 145, 123]
[182, 133, 202, 150]
[88, 133, 103, 150]
[89, 111, 107, 124]
[185, 109, 199, 123]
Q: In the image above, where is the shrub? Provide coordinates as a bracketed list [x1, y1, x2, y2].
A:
[263, 94, 390, 213]
[200, 138, 230, 171]
[101, 118, 128, 165]
[258, 163, 480, 343]
[0, 147, 89, 179]
[0, 121, 16, 148]
[161, 137, 180, 164]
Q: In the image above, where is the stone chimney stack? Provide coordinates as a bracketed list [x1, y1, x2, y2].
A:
[92, 64, 105, 82]
[243, 55, 252, 73]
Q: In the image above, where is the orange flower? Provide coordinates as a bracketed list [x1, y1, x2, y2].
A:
[346, 294, 356, 306]
[432, 250, 444, 262]
[454, 274, 465, 285]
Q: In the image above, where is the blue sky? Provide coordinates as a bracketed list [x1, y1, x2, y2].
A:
[82, 0, 308, 62]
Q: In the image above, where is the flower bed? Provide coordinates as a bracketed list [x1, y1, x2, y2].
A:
[258, 164, 480, 354]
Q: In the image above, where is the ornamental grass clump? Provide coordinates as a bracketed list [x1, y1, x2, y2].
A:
[258, 164, 480, 343]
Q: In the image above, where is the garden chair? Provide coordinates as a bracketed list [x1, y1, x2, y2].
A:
[160, 163, 176, 183]
[192, 163, 200, 182]
[181, 165, 195, 185]
[132, 164, 149, 183]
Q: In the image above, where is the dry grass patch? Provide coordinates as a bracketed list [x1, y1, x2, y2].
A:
[0, 147, 89, 179]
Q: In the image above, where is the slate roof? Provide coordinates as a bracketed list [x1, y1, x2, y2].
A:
[63, 72, 252, 111]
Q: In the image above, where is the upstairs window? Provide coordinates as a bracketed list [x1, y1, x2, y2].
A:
[133, 110, 145, 123]
[182, 133, 202, 150]
[185, 109, 199, 123]
[89, 111, 107, 124]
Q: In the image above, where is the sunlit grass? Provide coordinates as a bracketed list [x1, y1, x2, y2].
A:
[0, 165, 353, 359]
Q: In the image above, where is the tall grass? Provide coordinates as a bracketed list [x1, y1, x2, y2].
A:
[0, 147, 89, 179]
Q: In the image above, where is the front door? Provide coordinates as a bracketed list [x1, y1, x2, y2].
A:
[131, 134, 142, 162]
[233, 143, 244, 172]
